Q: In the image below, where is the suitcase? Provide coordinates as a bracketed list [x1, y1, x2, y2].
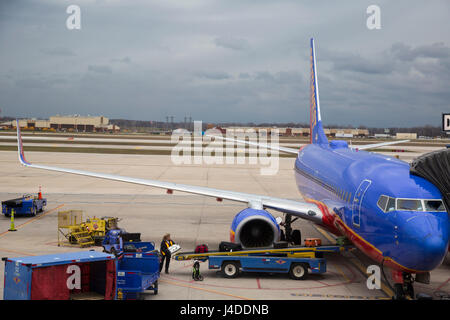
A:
[195, 244, 209, 253]
[304, 238, 322, 247]
[273, 241, 289, 249]
[219, 241, 242, 252]
[122, 232, 141, 242]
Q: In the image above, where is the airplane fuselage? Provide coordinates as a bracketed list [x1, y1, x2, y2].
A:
[295, 141, 449, 273]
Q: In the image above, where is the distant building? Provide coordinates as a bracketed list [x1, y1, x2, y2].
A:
[335, 133, 354, 138]
[396, 133, 417, 140]
[49, 115, 109, 132]
[2, 115, 119, 132]
[374, 133, 392, 139]
[222, 126, 368, 138]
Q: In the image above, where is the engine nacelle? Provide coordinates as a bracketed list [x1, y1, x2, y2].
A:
[230, 208, 280, 248]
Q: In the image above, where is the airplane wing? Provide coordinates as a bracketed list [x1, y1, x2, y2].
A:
[15, 121, 323, 224]
[205, 134, 299, 155]
[351, 139, 410, 151]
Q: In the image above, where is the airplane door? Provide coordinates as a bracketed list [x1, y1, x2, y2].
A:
[352, 179, 371, 227]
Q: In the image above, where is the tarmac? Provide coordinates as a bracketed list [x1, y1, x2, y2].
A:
[0, 145, 449, 300]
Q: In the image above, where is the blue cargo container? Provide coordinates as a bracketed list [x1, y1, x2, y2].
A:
[2, 251, 116, 300]
[117, 251, 160, 299]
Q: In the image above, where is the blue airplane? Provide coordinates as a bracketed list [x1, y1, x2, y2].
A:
[294, 39, 449, 298]
[15, 38, 449, 299]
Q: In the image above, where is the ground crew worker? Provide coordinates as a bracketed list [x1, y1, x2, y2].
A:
[159, 233, 174, 274]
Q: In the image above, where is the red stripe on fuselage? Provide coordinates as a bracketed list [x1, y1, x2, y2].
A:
[303, 197, 422, 274]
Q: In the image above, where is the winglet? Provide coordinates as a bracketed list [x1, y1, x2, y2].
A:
[16, 119, 31, 166]
[310, 38, 328, 146]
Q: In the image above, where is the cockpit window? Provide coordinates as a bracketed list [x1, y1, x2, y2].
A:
[378, 195, 447, 213]
[377, 195, 388, 211]
[386, 197, 396, 212]
[397, 199, 423, 211]
[424, 200, 446, 212]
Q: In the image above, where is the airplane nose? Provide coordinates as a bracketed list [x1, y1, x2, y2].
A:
[395, 214, 449, 271]
[419, 234, 448, 269]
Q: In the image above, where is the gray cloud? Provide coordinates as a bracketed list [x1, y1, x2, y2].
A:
[40, 47, 76, 56]
[214, 36, 249, 51]
[195, 71, 232, 80]
[112, 56, 132, 64]
[391, 42, 450, 61]
[239, 73, 251, 79]
[0, 0, 449, 127]
[330, 53, 393, 75]
[88, 65, 113, 74]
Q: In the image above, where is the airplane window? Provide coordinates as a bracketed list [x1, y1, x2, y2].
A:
[377, 195, 388, 211]
[386, 197, 396, 212]
[397, 199, 423, 211]
[424, 200, 446, 212]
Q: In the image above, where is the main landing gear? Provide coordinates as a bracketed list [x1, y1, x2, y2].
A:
[279, 214, 302, 245]
[391, 271, 435, 300]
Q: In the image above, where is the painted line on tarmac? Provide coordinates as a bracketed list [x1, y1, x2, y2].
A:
[0, 204, 65, 238]
[0, 247, 35, 256]
[334, 265, 351, 284]
[164, 270, 355, 291]
[348, 256, 394, 299]
[434, 277, 450, 293]
[256, 278, 262, 289]
[312, 225, 336, 243]
[291, 293, 389, 300]
[160, 278, 252, 300]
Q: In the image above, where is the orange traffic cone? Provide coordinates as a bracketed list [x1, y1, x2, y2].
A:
[38, 185, 42, 200]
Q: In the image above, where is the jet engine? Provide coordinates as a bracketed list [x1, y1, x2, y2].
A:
[230, 208, 280, 248]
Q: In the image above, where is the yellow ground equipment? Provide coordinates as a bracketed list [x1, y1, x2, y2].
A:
[58, 210, 94, 247]
[84, 216, 120, 245]
[58, 211, 120, 248]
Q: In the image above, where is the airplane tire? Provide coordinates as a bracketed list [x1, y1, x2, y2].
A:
[292, 229, 301, 245]
[406, 283, 414, 299]
[280, 230, 286, 242]
[394, 284, 405, 300]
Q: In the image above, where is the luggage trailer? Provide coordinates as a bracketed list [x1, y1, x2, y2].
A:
[173, 245, 354, 280]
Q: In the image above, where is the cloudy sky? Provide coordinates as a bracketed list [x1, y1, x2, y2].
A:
[0, 0, 449, 127]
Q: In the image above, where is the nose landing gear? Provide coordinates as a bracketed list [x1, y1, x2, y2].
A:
[392, 270, 414, 300]
[393, 273, 415, 300]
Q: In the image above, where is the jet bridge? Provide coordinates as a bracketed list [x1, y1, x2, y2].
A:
[410, 148, 450, 212]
